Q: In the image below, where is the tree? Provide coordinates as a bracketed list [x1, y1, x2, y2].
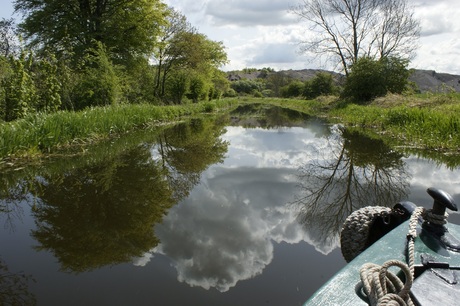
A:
[281, 81, 304, 98]
[187, 73, 208, 103]
[1, 53, 36, 121]
[292, 0, 420, 75]
[0, 18, 20, 57]
[165, 70, 189, 104]
[156, 27, 227, 103]
[152, 8, 193, 98]
[33, 53, 62, 113]
[342, 56, 410, 102]
[72, 41, 121, 110]
[14, 0, 168, 65]
[303, 72, 338, 99]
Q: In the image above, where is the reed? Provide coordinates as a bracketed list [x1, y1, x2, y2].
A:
[0, 100, 237, 159]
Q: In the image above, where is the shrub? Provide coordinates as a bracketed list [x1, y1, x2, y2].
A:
[303, 72, 337, 99]
[342, 56, 410, 103]
[281, 81, 304, 98]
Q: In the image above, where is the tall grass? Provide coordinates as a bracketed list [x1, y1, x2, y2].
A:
[0, 100, 237, 159]
[331, 97, 460, 151]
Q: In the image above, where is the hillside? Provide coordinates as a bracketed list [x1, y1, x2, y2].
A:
[227, 69, 460, 93]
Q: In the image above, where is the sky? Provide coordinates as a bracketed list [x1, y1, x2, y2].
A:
[1, 0, 460, 74]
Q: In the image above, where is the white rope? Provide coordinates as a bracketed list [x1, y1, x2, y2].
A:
[359, 207, 429, 306]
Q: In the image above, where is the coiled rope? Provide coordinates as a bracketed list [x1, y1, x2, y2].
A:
[359, 207, 448, 306]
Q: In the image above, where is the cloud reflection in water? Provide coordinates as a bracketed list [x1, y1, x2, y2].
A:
[137, 125, 334, 292]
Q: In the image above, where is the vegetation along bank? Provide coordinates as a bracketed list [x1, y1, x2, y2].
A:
[1, 0, 460, 164]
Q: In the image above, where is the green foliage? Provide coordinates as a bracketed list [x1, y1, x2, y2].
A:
[303, 72, 338, 99]
[152, 14, 228, 104]
[230, 79, 264, 95]
[281, 81, 304, 98]
[15, 0, 168, 66]
[210, 70, 230, 100]
[331, 98, 460, 151]
[0, 100, 238, 158]
[266, 72, 291, 97]
[342, 56, 410, 103]
[224, 88, 238, 98]
[165, 70, 190, 104]
[242, 67, 258, 74]
[1, 53, 36, 121]
[117, 58, 158, 105]
[188, 73, 208, 103]
[33, 53, 62, 113]
[72, 42, 121, 110]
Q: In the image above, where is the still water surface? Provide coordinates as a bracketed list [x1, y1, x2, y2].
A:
[1, 105, 460, 305]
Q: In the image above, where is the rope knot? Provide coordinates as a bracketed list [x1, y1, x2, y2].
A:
[423, 208, 448, 226]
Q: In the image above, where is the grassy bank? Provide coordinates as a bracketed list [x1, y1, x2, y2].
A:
[2, 93, 459, 162]
[0, 100, 237, 160]
[233, 94, 460, 152]
[329, 93, 460, 152]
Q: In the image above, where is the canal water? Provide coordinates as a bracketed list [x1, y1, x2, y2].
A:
[1, 104, 460, 305]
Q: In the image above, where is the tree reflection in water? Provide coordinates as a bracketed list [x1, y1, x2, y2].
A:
[0, 258, 36, 305]
[25, 117, 228, 273]
[154, 118, 228, 201]
[294, 125, 411, 249]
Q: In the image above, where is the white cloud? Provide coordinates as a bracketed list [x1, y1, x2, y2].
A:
[205, 0, 296, 27]
[163, 0, 460, 74]
[3, 0, 459, 74]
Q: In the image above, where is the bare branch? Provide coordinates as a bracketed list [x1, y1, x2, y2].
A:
[291, 0, 420, 74]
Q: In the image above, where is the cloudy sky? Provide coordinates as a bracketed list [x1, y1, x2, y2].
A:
[1, 0, 459, 73]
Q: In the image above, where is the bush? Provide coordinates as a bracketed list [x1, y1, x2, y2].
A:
[281, 81, 304, 98]
[230, 79, 263, 94]
[223, 88, 238, 97]
[303, 72, 337, 99]
[342, 56, 410, 103]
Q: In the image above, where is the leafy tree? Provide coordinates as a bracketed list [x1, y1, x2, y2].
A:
[230, 79, 263, 95]
[72, 41, 121, 110]
[152, 8, 193, 98]
[33, 53, 62, 113]
[1, 53, 36, 121]
[15, 0, 168, 65]
[121, 59, 158, 104]
[281, 81, 304, 98]
[188, 73, 208, 103]
[165, 70, 189, 104]
[292, 0, 420, 75]
[209, 70, 230, 100]
[266, 72, 290, 97]
[342, 56, 410, 103]
[303, 72, 338, 99]
[158, 29, 227, 102]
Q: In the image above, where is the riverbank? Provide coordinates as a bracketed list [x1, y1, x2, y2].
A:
[0, 100, 237, 163]
[255, 93, 460, 153]
[1, 93, 459, 164]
